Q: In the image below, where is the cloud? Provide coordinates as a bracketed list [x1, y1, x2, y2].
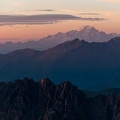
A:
[34, 9, 55, 12]
[80, 13, 100, 15]
[0, 14, 106, 26]
[81, 17, 105, 21]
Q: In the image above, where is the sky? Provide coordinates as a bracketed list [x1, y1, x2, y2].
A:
[0, 0, 120, 43]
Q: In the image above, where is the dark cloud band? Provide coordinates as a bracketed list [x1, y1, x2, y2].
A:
[25, 9, 55, 12]
[0, 14, 106, 26]
[34, 9, 55, 11]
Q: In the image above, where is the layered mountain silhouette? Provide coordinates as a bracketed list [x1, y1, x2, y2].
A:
[0, 26, 118, 54]
[1, 37, 120, 90]
[0, 77, 120, 120]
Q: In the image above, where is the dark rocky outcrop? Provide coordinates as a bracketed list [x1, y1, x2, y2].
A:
[0, 78, 120, 120]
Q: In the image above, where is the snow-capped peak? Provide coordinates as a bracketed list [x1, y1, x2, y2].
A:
[81, 26, 95, 31]
[79, 26, 97, 34]
[84, 25, 94, 30]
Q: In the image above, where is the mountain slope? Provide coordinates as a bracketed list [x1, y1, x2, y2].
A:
[0, 26, 118, 54]
[1, 37, 120, 90]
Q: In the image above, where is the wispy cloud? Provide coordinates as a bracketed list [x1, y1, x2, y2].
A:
[34, 9, 55, 12]
[0, 14, 106, 26]
[80, 13, 101, 15]
[25, 9, 55, 12]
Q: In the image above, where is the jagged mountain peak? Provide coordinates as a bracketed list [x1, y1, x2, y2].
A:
[107, 37, 120, 49]
[58, 81, 73, 88]
[49, 38, 88, 54]
[108, 36, 120, 43]
[82, 25, 96, 31]
[57, 38, 87, 47]
[40, 78, 55, 86]
[22, 77, 34, 83]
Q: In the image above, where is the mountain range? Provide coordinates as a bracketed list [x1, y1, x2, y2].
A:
[1, 37, 120, 90]
[0, 26, 118, 54]
[0, 77, 120, 120]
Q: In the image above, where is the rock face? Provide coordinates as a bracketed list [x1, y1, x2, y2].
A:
[0, 78, 120, 120]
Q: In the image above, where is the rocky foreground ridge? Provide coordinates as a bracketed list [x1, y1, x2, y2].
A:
[0, 77, 120, 120]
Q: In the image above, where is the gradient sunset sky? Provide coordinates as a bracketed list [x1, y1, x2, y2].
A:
[0, 0, 120, 43]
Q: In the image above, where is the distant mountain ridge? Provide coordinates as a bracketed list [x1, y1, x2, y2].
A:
[0, 26, 119, 54]
[1, 37, 120, 90]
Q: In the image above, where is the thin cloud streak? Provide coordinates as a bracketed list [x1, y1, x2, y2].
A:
[34, 9, 55, 11]
[0, 14, 106, 26]
[80, 13, 101, 15]
[25, 9, 55, 12]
